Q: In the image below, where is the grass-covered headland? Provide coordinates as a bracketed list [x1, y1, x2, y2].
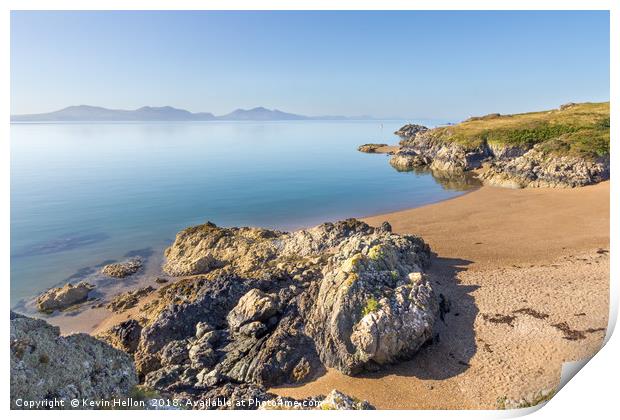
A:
[432, 102, 609, 159]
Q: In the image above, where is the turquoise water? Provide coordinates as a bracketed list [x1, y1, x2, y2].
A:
[11, 120, 471, 305]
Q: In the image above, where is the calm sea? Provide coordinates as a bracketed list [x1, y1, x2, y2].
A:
[11, 120, 473, 306]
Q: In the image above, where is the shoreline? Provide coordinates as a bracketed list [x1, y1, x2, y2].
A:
[30, 181, 609, 409]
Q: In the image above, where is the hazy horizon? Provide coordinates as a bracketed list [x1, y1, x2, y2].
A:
[11, 10, 610, 120]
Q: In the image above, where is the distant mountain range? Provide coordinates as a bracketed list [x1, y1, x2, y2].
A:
[11, 105, 375, 122]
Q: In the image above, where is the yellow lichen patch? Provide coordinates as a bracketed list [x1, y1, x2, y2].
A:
[408, 272, 424, 284]
[341, 253, 366, 273]
[345, 272, 359, 287]
[368, 245, 384, 261]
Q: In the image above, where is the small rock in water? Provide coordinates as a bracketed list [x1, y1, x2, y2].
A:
[358, 143, 388, 153]
[101, 257, 143, 278]
[36, 281, 95, 313]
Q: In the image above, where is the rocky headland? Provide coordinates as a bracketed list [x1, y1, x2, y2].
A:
[361, 102, 610, 188]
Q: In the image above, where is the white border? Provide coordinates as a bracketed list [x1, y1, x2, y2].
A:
[2, 2, 617, 419]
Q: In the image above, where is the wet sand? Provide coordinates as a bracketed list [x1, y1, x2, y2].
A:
[272, 181, 610, 409]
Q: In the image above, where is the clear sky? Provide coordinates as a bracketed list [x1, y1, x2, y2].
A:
[11, 10, 609, 120]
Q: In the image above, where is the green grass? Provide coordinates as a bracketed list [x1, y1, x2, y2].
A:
[429, 102, 610, 158]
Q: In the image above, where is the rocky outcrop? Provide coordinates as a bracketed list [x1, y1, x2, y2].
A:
[358, 143, 388, 153]
[391, 128, 488, 174]
[36, 281, 95, 313]
[385, 122, 609, 188]
[104, 219, 435, 405]
[101, 257, 143, 278]
[394, 123, 429, 138]
[10, 312, 138, 409]
[97, 319, 143, 354]
[106, 286, 155, 313]
[477, 145, 610, 188]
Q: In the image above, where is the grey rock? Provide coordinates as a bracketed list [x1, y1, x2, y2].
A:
[160, 339, 190, 367]
[106, 286, 154, 313]
[101, 257, 143, 278]
[478, 145, 610, 188]
[10, 312, 137, 409]
[97, 319, 143, 354]
[227, 289, 278, 331]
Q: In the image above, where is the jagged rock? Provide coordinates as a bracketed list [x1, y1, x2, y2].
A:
[394, 124, 429, 138]
[10, 311, 137, 409]
[126, 218, 435, 398]
[101, 257, 143, 278]
[160, 339, 190, 367]
[316, 389, 374, 410]
[227, 289, 278, 332]
[192, 383, 274, 410]
[36, 281, 95, 313]
[188, 337, 218, 370]
[97, 319, 143, 354]
[106, 286, 154, 313]
[358, 143, 388, 153]
[478, 145, 610, 188]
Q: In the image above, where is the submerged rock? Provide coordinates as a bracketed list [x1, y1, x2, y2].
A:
[36, 281, 95, 313]
[10, 311, 138, 409]
[120, 218, 435, 401]
[101, 257, 143, 278]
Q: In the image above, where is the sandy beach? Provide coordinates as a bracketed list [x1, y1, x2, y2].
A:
[48, 181, 610, 409]
[272, 181, 610, 408]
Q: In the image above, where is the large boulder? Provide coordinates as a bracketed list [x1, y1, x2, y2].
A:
[10, 312, 138, 409]
[306, 229, 436, 374]
[36, 281, 95, 313]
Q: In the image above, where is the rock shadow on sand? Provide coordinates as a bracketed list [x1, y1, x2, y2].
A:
[357, 254, 479, 381]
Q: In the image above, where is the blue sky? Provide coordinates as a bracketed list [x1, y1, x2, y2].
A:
[11, 10, 609, 120]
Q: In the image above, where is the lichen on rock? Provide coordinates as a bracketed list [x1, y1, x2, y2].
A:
[10, 311, 138, 409]
[105, 218, 437, 405]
